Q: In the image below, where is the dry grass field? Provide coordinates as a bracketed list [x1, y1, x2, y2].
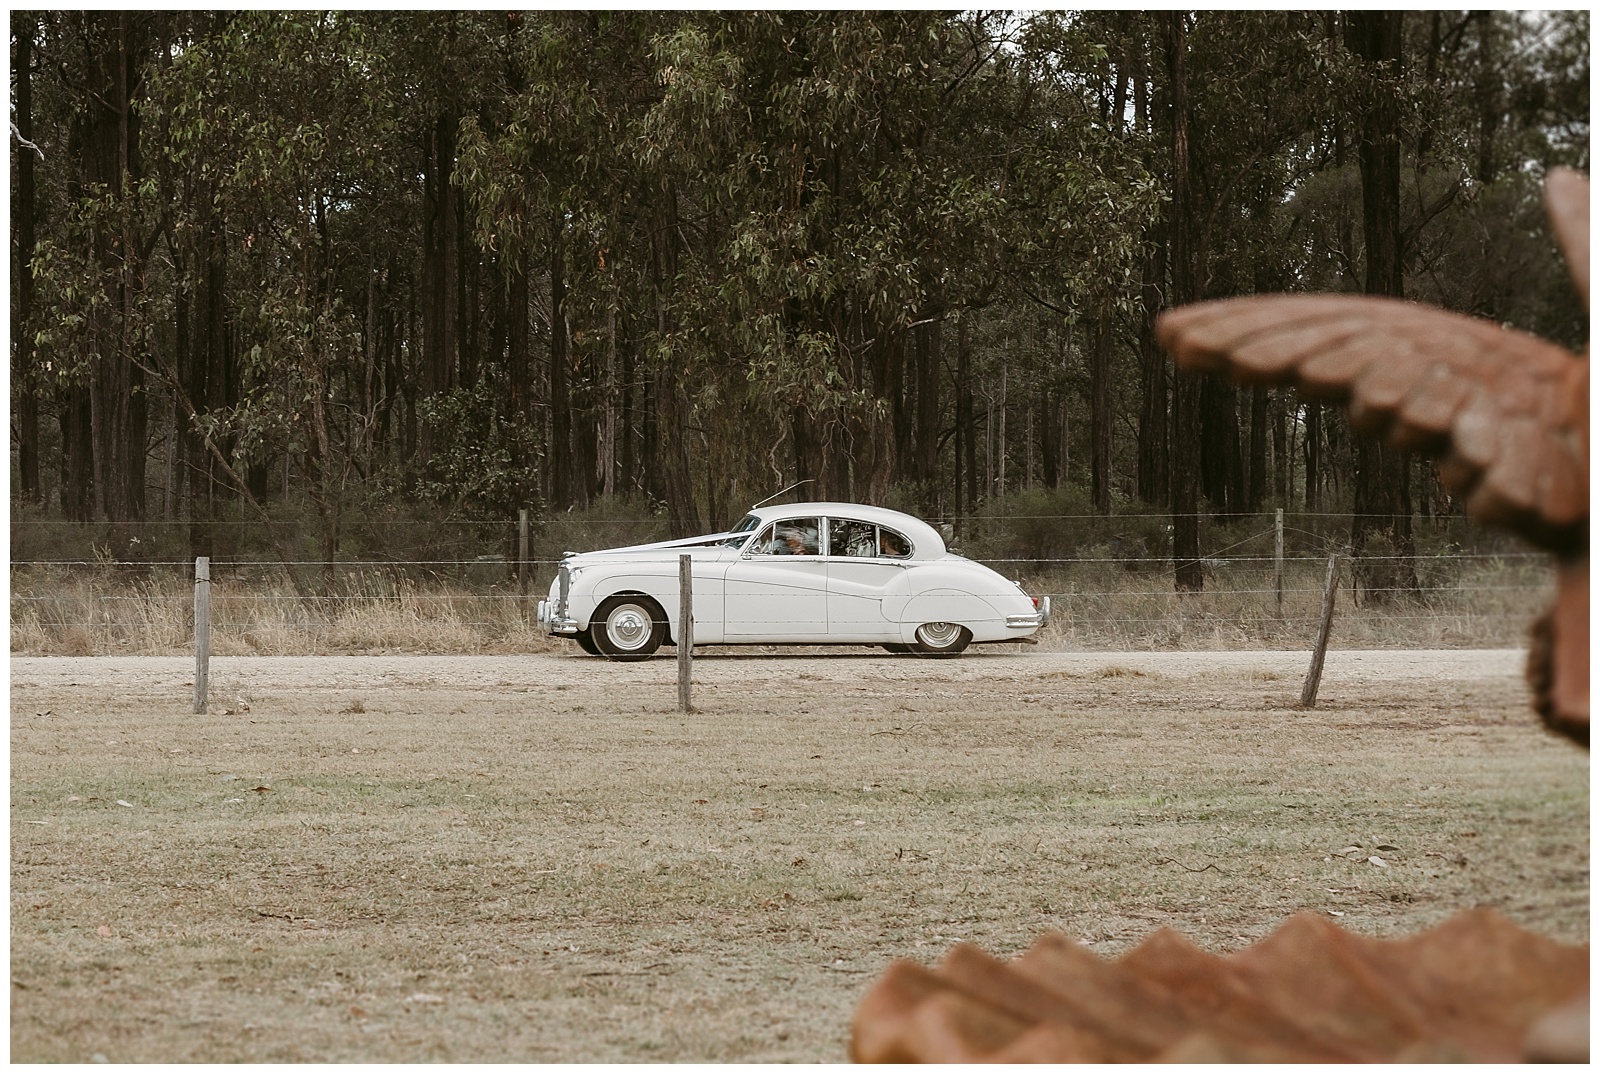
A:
[10, 648, 1588, 1062]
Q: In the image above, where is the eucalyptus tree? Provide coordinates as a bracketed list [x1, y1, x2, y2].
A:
[461, 12, 665, 520]
[27, 12, 167, 535]
[1111, 11, 1334, 587]
[631, 12, 1152, 520]
[1010, 12, 1159, 516]
[143, 12, 405, 579]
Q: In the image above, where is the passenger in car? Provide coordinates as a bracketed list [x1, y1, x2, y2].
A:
[832, 519, 877, 558]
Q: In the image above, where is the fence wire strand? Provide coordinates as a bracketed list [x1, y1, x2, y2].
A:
[12, 545, 1552, 658]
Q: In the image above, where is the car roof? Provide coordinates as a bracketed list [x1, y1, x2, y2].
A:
[743, 501, 946, 559]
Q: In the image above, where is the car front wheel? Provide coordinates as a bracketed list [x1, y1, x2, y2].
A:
[913, 622, 970, 657]
[591, 596, 667, 661]
[574, 628, 601, 656]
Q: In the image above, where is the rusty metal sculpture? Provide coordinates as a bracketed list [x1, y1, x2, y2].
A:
[850, 168, 1589, 1062]
[852, 910, 1587, 1062]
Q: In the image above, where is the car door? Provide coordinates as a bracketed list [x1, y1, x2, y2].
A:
[723, 517, 829, 637]
[825, 517, 912, 641]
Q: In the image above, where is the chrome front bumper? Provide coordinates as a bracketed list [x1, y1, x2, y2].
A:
[537, 563, 581, 635]
[539, 603, 579, 634]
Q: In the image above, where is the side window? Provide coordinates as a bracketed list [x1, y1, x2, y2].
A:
[830, 518, 877, 558]
[761, 517, 820, 556]
[878, 526, 912, 558]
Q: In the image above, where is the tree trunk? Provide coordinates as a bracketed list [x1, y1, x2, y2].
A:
[1344, 10, 1417, 603]
[420, 107, 461, 464]
[619, 307, 636, 496]
[792, 405, 820, 497]
[1247, 385, 1268, 512]
[179, 178, 232, 559]
[547, 210, 571, 507]
[507, 245, 532, 469]
[601, 283, 619, 499]
[1038, 381, 1058, 489]
[1198, 377, 1240, 516]
[1304, 401, 1321, 511]
[59, 386, 95, 522]
[12, 13, 40, 505]
[912, 316, 940, 503]
[649, 190, 700, 536]
[862, 330, 901, 503]
[1166, 13, 1203, 592]
[1136, 229, 1169, 507]
[1271, 389, 1288, 502]
[1090, 299, 1113, 514]
[958, 316, 977, 517]
[996, 361, 1007, 496]
[68, 12, 151, 540]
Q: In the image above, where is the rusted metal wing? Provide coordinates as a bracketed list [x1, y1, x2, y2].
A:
[851, 910, 1588, 1063]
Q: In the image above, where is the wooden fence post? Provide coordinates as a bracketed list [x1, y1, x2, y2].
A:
[194, 556, 211, 715]
[679, 554, 693, 712]
[1300, 553, 1339, 708]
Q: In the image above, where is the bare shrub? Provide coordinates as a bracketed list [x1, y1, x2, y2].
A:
[10, 607, 46, 653]
[57, 626, 95, 657]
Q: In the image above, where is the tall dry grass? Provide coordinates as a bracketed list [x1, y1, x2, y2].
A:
[1018, 553, 1551, 651]
[9, 564, 557, 656]
[10, 552, 1551, 657]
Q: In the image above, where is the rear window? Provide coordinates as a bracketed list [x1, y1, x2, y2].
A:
[829, 519, 912, 559]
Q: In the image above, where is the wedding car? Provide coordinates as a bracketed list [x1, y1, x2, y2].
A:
[536, 501, 1049, 660]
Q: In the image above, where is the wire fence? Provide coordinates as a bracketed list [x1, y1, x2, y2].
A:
[8, 506, 1529, 567]
[10, 546, 1553, 657]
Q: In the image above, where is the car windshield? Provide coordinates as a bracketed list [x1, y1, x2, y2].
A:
[719, 514, 762, 548]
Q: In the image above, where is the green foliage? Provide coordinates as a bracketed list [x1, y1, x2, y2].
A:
[411, 384, 540, 521]
[957, 485, 1177, 568]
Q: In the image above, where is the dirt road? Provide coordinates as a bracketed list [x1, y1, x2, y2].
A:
[7, 645, 1541, 707]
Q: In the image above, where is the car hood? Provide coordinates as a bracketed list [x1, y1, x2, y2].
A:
[564, 531, 739, 567]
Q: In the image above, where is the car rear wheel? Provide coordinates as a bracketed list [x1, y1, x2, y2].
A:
[592, 596, 666, 661]
[574, 628, 601, 656]
[913, 622, 970, 657]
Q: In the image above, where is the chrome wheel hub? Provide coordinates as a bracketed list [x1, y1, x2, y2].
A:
[606, 605, 652, 650]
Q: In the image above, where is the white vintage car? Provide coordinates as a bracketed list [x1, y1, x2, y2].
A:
[536, 501, 1049, 660]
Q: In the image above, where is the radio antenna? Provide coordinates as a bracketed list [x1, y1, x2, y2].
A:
[751, 479, 813, 510]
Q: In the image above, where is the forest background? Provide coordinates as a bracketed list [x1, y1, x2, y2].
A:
[8, 10, 1590, 608]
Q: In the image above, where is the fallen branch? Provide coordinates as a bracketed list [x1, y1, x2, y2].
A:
[581, 962, 668, 977]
